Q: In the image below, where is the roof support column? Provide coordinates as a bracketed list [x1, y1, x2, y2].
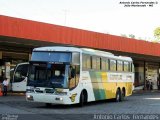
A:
[144, 61, 146, 90]
[158, 63, 160, 90]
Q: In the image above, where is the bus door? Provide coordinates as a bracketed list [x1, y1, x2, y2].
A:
[12, 63, 29, 92]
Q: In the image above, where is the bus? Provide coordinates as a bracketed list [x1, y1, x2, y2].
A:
[26, 46, 134, 106]
[11, 62, 29, 92]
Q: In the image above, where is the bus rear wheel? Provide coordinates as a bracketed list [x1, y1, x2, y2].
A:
[121, 88, 125, 101]
[115, 89, 121, 102]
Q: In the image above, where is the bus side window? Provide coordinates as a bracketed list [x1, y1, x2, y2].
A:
[129, 62, 131, 72]
[69, 66, 75, 79]
[69, 65, 80, 90]
[92, 56, 97, 70]
[82, 54, 91, 70]
[124, 61, 129, 72]
[14, 64, 28, 82]
[101, 58, 106, 71]
[110, 59, 117, 71]
[117, 60, 123, 71]
[132, 63, 134, 72]
[82, 54, 87, 70]
[96, 57, 101, 70]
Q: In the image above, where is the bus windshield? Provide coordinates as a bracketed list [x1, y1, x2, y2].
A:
[13, 64, 29, 83]
[28, 62, 69, 88]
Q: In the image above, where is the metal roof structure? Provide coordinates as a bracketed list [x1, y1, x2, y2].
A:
[0, 15, 160, 62]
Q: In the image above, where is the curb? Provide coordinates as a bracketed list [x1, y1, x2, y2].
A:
[133, 90, 160, 95]
[7, 92, 25, 96]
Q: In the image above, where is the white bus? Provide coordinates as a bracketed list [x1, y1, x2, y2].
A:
[11, 62, 29, 92]
[26, 46, 134, 106]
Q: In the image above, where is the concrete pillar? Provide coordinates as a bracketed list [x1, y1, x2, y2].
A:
[5, 62, 10, 79]
[144, 61, 146, 90]
[158, 63, 160, 90]
[0, 51, 2, 78]
[29, 54, 32, 61]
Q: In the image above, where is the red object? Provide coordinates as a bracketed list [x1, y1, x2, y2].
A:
[0, 15, 160, 57]
[0, 87, 3, 96]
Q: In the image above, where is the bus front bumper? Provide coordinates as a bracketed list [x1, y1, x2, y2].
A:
[26, 93, 73, 105]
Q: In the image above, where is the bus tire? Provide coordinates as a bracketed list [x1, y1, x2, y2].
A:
[121, 88, 125, 101]
[45, 103, 52, 107]
[115, 89, 121, 102]
[79, 90, 87, 107]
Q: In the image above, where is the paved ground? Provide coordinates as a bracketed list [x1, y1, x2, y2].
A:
[0, 92, 160, 120]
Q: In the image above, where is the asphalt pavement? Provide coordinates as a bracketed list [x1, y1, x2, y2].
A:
[0, 91, 160, 120]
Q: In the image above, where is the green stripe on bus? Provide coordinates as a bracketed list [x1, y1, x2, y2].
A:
[90, 71, 106, 100]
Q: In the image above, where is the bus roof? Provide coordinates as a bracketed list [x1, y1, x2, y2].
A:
[33, 46, 82, 52]
[33, 46, 132, 61]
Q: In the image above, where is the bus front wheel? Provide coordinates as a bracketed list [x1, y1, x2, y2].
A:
[79, 92, 84, 107]
[79, 90, 87, 107]
[45, 103, 52, 107]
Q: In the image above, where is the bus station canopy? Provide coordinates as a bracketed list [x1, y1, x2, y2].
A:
[0, 15, 160, 61]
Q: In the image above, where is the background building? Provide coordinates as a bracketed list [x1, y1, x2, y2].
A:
[1, 15, 160, 89]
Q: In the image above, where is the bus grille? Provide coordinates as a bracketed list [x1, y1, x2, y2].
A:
[35, 90, 44, 93]
[45, 89, 54, 93]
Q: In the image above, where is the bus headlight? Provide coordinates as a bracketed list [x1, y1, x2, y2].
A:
[55, 97, 63, 101]
[26, 95, 34, 101]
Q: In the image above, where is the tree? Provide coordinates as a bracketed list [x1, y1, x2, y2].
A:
[128, 34, 135, 39]
[154, 27, 160, 40]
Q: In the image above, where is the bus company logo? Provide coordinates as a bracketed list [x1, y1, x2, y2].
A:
[70, 93, 77, 102]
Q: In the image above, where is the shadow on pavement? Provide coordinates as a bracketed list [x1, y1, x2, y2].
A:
[35, 98, 129, 109]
